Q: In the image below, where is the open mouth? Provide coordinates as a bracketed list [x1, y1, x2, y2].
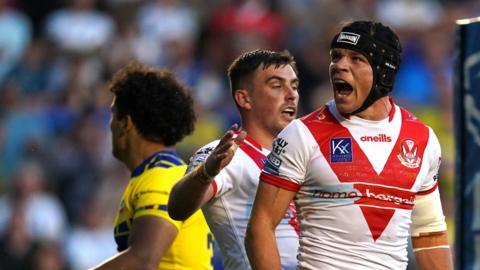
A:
[333, 79, 353, 95]
[282, 107, 296, 118]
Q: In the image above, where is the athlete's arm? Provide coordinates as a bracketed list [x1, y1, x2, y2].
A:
[168, 126, 246, 220]
[91, 216, 177, 270]
[410, 128, 452, 269]
[245, 181, 296, 270]
[412, 231, 452, 270]
[411, 189, 452, 270]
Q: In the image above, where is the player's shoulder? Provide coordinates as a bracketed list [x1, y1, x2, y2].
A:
[140, 152, 186, 177]
[141, 161, 186, 181]
[398, 106, 427, 127]
[397, 105, 439, 144]
[277, 105, 334, 141]
[130, 167, 173, 193]
[299, 102, 337, 127]
[300, 105, 328, 121]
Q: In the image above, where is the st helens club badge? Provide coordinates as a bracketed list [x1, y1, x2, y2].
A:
[397, 139, 421, 168]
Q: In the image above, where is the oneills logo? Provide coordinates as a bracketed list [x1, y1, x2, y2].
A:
[360, 134, 392, 142]
[397, 139, 421, 168]
[337, 32, 360, 45]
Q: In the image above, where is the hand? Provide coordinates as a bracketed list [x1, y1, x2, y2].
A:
[204, 124, 247, 177]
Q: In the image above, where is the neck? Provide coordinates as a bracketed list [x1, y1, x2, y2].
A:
[124, 138, 174, 172]
[353, 96, 392, 121]
[241, 119, 276, 150]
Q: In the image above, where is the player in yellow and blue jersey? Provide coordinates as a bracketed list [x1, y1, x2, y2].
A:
[92, 63, 213, 270]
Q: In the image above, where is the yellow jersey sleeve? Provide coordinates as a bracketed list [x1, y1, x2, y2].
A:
[131, 168, 183, 231]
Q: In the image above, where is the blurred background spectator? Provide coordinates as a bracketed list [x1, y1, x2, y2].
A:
[0, 0, 477, 268]
[0, 0, 31, 86]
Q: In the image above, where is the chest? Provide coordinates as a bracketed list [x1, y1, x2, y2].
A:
[305, 119, 429, 193]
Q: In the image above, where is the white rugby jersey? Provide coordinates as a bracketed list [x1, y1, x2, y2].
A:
[260, 100, 443, 270]
[188, 136, 299, 270]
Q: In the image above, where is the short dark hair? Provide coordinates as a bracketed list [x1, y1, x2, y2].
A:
[109, 63, 195, 146]
[227, 49, 297, 106]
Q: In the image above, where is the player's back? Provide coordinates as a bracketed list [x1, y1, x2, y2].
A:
[114, 150, 213, 270]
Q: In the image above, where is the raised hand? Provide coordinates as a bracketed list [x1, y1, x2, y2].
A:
[203, 124, 247, 178]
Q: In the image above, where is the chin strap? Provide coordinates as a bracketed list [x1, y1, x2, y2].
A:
[349, 87, 388, 115]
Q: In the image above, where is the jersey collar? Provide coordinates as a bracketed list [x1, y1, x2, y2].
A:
[337, 97, 396, 123]
[131, 150, 180, 177]
[233, 130, 263, 152]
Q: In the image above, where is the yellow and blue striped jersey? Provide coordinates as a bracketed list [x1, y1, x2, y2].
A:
[113, 150, 214, 270]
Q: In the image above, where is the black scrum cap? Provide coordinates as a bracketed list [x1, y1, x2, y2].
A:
[331, 21, 402, 114]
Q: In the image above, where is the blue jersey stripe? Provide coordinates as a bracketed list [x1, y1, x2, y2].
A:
[116, 221, 129, 233]
[135, 204, 168, 212]
[131, 150, 184, 177]
[155, 153, 184, 166]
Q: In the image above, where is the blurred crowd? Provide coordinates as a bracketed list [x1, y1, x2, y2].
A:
[0, 0, 478, 269]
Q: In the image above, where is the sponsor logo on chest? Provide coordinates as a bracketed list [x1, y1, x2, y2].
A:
[330, 138, 353, 163]
[308, 184, 415, 208]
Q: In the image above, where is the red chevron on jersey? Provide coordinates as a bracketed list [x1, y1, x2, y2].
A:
[301, 105, 429, 241]
[353, 183, 415, 241]
[360, 207, 395, 241]
[239, 136, 266, 169]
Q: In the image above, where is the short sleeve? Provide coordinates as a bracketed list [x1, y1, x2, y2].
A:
[261, 120, 314, 191]
[209, 157, 240, 198]
[131, 171, 182, 231]
[418, 127, 442, 194]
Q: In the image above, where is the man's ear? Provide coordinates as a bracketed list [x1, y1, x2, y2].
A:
[117, 114, 133, 135]
[124, 115, 134, 131]
[234, 89, 252, 110]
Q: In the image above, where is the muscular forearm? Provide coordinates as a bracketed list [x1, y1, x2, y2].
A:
[245, 223, 281, 270]
[414, 247, 452, 270]
[246, 182, 296, 270]
[168, 164, 213, 220]
[413, 231, 453, 270]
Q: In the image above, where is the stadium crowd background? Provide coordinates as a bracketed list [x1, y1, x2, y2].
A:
[0, 0, 478, 269]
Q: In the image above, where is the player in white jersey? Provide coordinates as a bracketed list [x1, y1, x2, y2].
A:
[245, 21, 453, 270]
[168, 49, 300, 270]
